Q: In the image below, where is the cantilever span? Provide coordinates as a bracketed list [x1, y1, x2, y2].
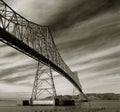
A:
[0, 0, 82, 93]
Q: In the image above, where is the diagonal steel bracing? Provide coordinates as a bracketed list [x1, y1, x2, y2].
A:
[0, 0, 84, 97]
[31, 62, 57, 101]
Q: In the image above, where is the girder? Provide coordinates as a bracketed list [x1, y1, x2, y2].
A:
[0, 0, 83, 93]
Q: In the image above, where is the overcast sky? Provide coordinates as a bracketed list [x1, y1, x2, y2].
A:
[0, 0, 120, 99]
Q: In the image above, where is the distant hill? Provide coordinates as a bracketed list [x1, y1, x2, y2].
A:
[86, 93, 120, 100]
[45, 93, 120, 101]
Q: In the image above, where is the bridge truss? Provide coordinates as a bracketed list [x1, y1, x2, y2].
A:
[0, 0, 87, 102]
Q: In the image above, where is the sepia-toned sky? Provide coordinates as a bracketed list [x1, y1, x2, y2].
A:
[0, 0, 120, 99]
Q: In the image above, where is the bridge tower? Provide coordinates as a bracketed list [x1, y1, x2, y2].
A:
[31, 62, 57, 105]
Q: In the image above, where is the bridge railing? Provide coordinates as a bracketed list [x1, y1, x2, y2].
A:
[0, 0, 82, 90]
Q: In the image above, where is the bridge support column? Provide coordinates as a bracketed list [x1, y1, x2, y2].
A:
[31, 62, 57, 105]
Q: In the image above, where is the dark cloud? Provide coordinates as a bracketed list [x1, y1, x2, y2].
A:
[57, 35, 120, 54]
[0, 44, 6, 48]
[4, 52, 19, 58]
[49, 0, 120, 32]
[0, 62, 36, 79]
[2, 74, 33, 83]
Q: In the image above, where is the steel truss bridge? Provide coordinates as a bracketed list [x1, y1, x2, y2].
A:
[0, 0, 86, 103]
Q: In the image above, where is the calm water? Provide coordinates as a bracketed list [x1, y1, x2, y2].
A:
[0, 100, 120, 112]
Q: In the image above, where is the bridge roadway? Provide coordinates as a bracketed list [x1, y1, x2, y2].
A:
[0, 0, 84, 95]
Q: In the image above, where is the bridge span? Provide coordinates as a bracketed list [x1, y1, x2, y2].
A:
[0, 0, 87, 103]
